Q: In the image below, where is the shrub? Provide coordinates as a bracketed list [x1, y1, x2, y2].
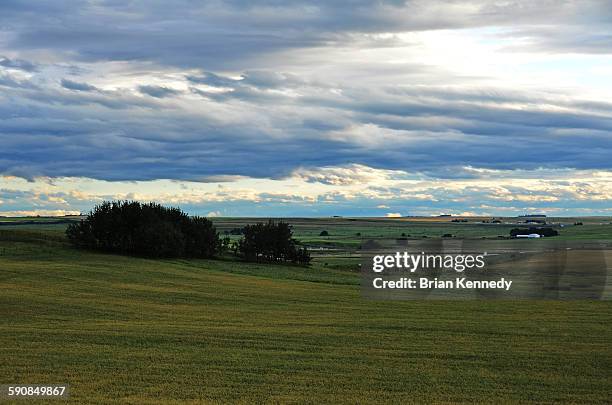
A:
[238, 220, 311, 265]
[319, 230, 329, 236]
[66, 200, 220, 258]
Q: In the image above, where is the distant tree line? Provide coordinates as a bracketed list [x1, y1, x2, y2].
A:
[67, 201, 310, 264]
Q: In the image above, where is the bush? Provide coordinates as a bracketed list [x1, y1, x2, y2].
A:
[66, 200, 220, 258]
[319, 230, 329, 236]
[238, 220, 311, 265]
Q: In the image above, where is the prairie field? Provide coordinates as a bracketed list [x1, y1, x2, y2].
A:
[1, 217, 611, 403]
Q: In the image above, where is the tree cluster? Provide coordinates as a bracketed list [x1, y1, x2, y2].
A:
[238, 220, 311, 264]
[66, 201, 220, 258]
[67, 201, 312, 266]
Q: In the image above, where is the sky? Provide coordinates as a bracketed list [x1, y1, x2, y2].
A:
[1, 0, 612, 217]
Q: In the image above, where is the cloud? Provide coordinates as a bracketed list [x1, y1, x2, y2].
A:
[2, 165, 612, 216]
[138, 85, 182, 98]
[385, 212, 402, 217]
[61, 79, 98, 92]
[0, 72, 36, 89]
[0, 56, 37, 72]
[186, 72, 240, 88]
[1, 68, 612, 182]
[292, 164, 408, 186]
[499, 27, 612, 55]
[0, 2, 609, 80]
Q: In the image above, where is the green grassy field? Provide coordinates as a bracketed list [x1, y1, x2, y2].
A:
[1, 219, 612, 403]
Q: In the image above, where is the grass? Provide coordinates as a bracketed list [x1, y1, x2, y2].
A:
[1, 221, 611, 403]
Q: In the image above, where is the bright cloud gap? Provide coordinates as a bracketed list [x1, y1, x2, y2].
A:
[2, 165, 612, 217]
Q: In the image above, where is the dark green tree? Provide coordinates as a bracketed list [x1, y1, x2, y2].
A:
[238, 220, 311, 265]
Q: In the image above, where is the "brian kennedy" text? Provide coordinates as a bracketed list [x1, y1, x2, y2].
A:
[372, 277, 512, 291]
